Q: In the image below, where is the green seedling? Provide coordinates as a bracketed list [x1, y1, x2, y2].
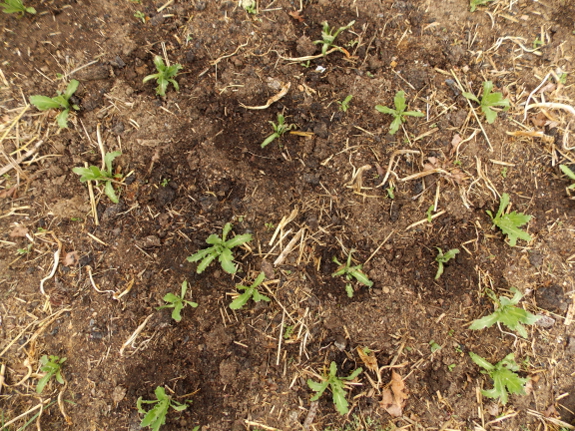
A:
[240, 0, 257, 14]
[332, 249, 373, 298]
[229, 272, 270, 310]
[314, 20, 355, 56]
[137, 386, 190, 431]
[469, 352, 528, 405]
[1, 0, 35, 16]
[469, 0, 494, 12]
[261, 113, 295, 148]
[434, 247, 459, 280]
[469, 287, 541, 338]
[560, 164, 575, 191]
[29, 80, 80, 128]
[337, 95, 353, 112]
[462, 81, 510, 124]
[375, 91, 424, 135]
[486, 193, 532, 246]
[72, 151, 123, 203]
[134, 10, 146, 23]
[157, 280, 198, 322]
[386, 184, 395, 199]
[143, 55, 182, 97]
[429, 340, 441, 353]
[307, 361, 363, 415]
[36, 355, 66, 393]
[426, 205, 434, 222]
[187, 223, 252, 274]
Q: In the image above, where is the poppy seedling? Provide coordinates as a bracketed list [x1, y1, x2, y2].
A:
[314, 20, 355, 56]
[30, 80, 80, 128]
[261, 113, 295, 148]
[376, 91, 424, 135]
[307, 361, 363, 415]
[332, 249, 373, 298]
[157, 280, 198, 322]
[143, 55, 183, 97]
[229, 272, 270, 310]
[1, 0, 36, 16]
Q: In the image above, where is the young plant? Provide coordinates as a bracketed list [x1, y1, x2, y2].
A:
[375, 91, 424, 135]
[469, 352, 528, 405]
[307, 361, 363, 415]
[187, 223, 252, 274]
[261, 113, 295, 148]
[143, 55, 183, 97]
[240, 0, 257, 14]
[29, 80, 80, 128]
[36, 355, 66, 393]
[332, 249, 373, 298]
[157, 280, 198, 322]
[137, 386, 189, 431]
[559, 164, 575, 192]
[434, 247, 459, 280]
[337, 95, 353, 112]
[314, 20, 355, 56]
[486, 193, 532, 247]
[462, 81, 510, 124]
[469, 0, 494, 12]
[229, 272, 270, 310]
[469, 287, 541, 338]
[1, 0, 36, 15]
[72, 151, 123, 203]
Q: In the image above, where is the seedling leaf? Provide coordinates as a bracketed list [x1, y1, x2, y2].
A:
[307, 361, 362, 415]
[469, 352, 528, 405]
[463, 81, 510, 124]
[487, 193, 532, 246]
[137, 386, 188, 431]
[559, 164, 575, 190]
[36, 355, 66, 393]
[29, 96, 62, 110]
[143, 55, 183, 96]
[157, 281, 198, 322]
[229, 272, 269, 310]
[469, 287, 541, 337]
[435, 247, 459, 280]
[375, 91, 423, 135]
[332, 250, 373, 297]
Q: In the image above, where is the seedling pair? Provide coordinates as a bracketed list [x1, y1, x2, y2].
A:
[1, 0, 35, 15]
[143, 56, 183, 97]
[314, 21, 355, 56]
[463, 81, 510, 124]
[337, 95, 353, 112]
[229, 272, 270, 310]
[487, 193, 531, 247]
[307, 361, 362, 415]
[187, 223, 252, 274]
[376, 91, 424, 135]
[261, 114, 295, 148]
[30, 80, 80, 128]
[72, 151, 123, 203]
[332, 250, 373, 298]
[137, 386, 198, 431]
[469, 287, 541, 338]
[434, 248, 459, 280]
[157, 281, 198, 322]
[36, 355, 66, 393]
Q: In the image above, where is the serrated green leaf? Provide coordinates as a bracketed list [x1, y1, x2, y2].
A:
[104, 151, 121, 174]
[156, 77, 168, 96]
[153, 55, 166, 71]
[394, 90, 406, 112]
[469, 313, 500, 330]
[332, 384, 349, 415]
[196, 252, 217, 273]
[482, 106, 497, 124]
[560, 164, 575, 180]
[462, 91, 480, 103]
[171, 302, 184, 321]
[389, 115, 403, 135]
[187, 247, 216, 263]
[469, 352, 495, 371]
[375, 105, 396, 115]
[229, 291, 252, 310]
[104, 181, 119, 203]
[225, 233, 252, 249]
[252, 290, 270, 303]
[143, 73, 160, 83]
[56, 109, 70, 128]
[30, 95, 62, 110]
[349, 268, 373, 287]
[64, 79, 79, 100]
[308, 379, 328, 399]
[403, 110, 424, 117]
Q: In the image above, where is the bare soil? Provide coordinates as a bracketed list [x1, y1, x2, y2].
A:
[1, 0, 575, 430]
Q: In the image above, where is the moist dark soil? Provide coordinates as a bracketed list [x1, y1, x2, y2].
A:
[1, 0, 575, 430]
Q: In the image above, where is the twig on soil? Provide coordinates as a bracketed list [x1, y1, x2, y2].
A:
[279, 47, 345, 63]
[244, 420, 281, 431]
[0, 140, 43, 178]
[58, 384, 72, 425]
[269, 207, 299, 246]
[0, 400, 46, 431]
[0, 363, 5, 395]
[527, 408, 575, 429]
[525, 102, 575, 119]
[450, 70, 493, 152]
[39, 234, 62, 296]
[276, 311, 285, 366]
[302, 401, 318, 431]
[120, 313, 155, 356]
[364, 230, 395, 265]
[274, 228, 304, 266]
[239, 81, 291, 110]
[405, 210, 446, 231]
[376, 149, 421, 188]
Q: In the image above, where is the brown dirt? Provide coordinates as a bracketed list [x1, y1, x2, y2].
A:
[1, 0, 575, 430]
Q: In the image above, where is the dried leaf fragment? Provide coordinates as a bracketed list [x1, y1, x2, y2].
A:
[356, 346, 378, 373]
[379, 371, 408, 417]
[288, 10, 304, 22]
[10, 224, 28, 238]
[63, 251, 80, 266]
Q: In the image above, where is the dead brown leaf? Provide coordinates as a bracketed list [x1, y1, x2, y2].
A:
[379, 371, 408, 417]
[63, 251, 80, 266]
[288, 10, 304, 22]
[356, 347, 378, 373]
[10, 224, 28, 238]
[0, 186, 17, 199]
